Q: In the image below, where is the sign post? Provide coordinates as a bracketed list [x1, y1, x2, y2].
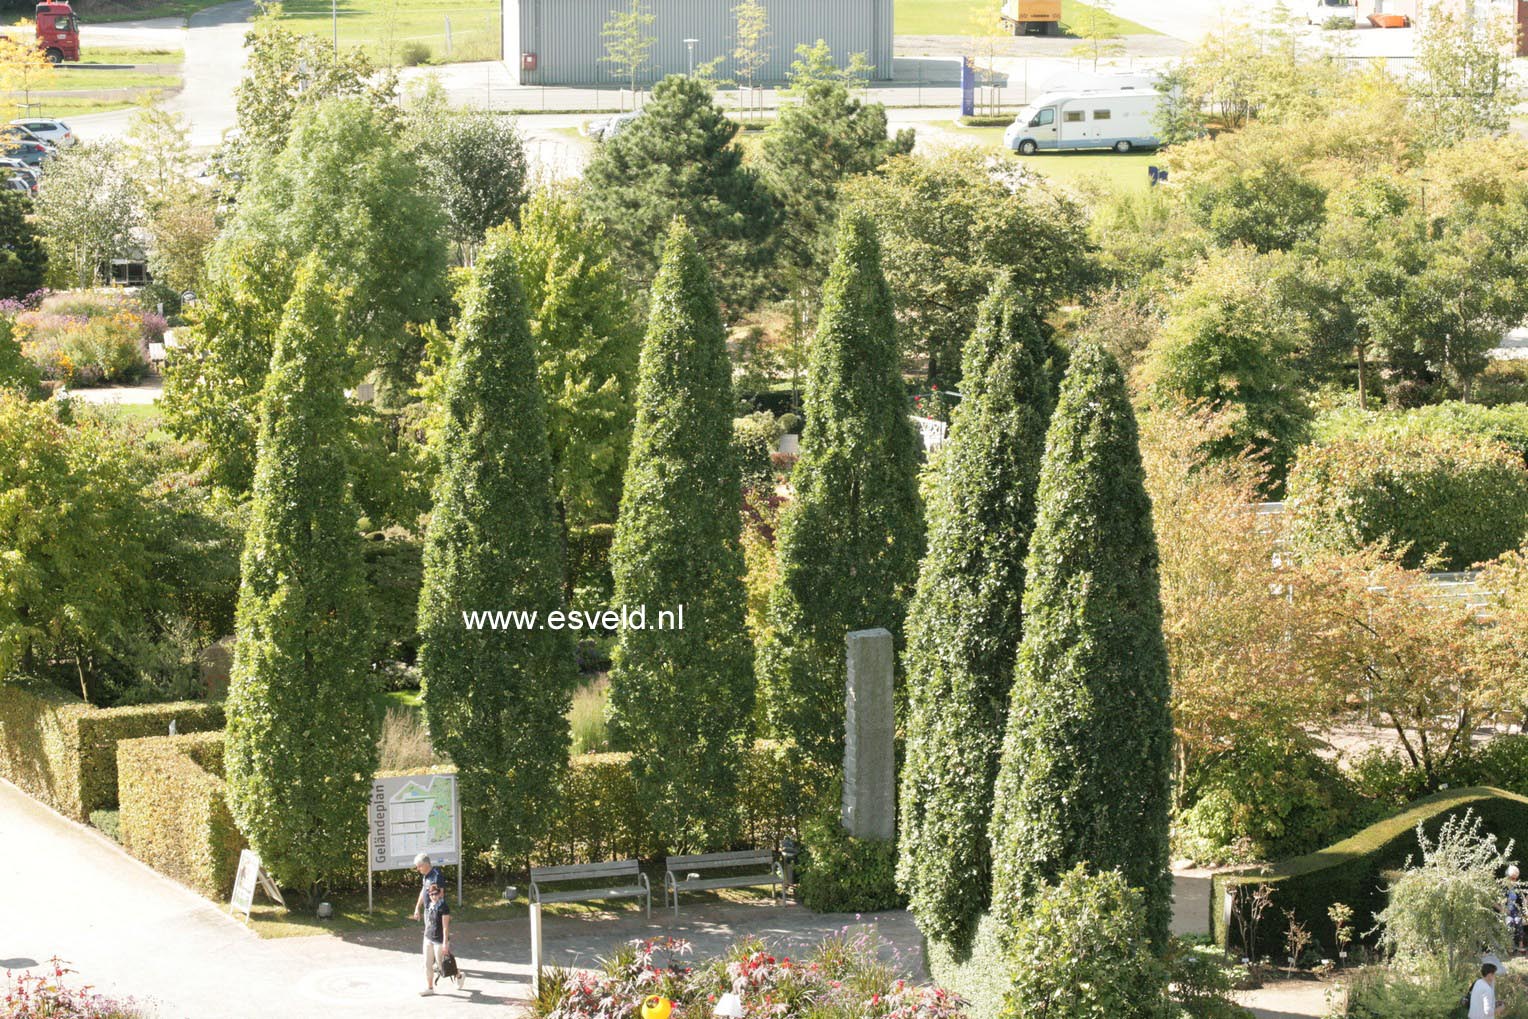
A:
[229, 849, 284, 919]
[367, 772, 463, 912]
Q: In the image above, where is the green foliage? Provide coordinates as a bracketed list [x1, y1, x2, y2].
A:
[582, 74, 778, 311]
[0, 314, 39, 395]
[899, 276, 1052, 952]
[362, 532, 422, 664]
[1340, 966, 1478, 1019]
[1179, 152, 1327, 253]
[599, 0, 655, 93]
[987, 341, 1174, 947]
[417, 225, 578, 866]
[166, 96, 448, 491]
[999, 866, 1173, 1019]
[223, 262, 380, 892]
[758, 40, 914, 280]
[0, 676, 222, 820]
[416, 110, 529, 260]
[732, 412, 777, 490]
[1210, 788, 1528, 955]
[118, 732, 243, 898]
[0, 190, 46, 299]
[507, 186, 640, 528]
[607, 221, 755, 851]
[0, 394, 153, 687]
[841, 150, 1094, 385]
[798, 813, 904, 914]
[1177, 735, 1358, 864]
[566, 523, 615, 605]
[1375, 809, 1513, 977]
[760, 212, 924, 770]
[233, 13, 398, 174]
[1410, 3, 1519, 147]
[33, 143, 141, 290]
[1144, 246, 1311, 488]
[1314, 403, 1528, 467]
[1286, 432, 1528, 570]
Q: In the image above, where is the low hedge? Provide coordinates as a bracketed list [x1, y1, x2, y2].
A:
[0, 676, 222, 819]
[1210, 787, 1528, 956]
[117, 731, 244, 899]
[1286, 433, 1528, 570]
[1314, 403, 1528, 466]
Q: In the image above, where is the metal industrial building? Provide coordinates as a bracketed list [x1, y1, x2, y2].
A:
[503, 0, 895, 86]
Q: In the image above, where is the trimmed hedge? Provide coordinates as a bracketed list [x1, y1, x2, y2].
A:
[1287, 433, 1528, 570]
[0, 677, 223, 820]
[1313, 403, 1528, 466]
[1210, 787, 1528, 955]
[117, 732, 244, 899]
[567, 523, 615, 603]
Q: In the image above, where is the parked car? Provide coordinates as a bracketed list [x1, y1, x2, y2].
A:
[1307, 0, 1357, 26]
[587, 109, 642, 142]
[0, 159, 39, 192]
[10, 118, 74, 148]
[1, 175, 31, 195]
[0, 135, 53, 167]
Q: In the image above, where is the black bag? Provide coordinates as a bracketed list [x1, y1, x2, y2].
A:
[439, 951, 459, 979]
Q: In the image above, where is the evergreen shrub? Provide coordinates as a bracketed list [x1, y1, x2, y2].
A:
[118, 731, 243, 898]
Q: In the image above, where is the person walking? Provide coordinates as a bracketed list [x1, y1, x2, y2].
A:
[410, 853, 443, 922]
[1508, 866, 1525, 954]
[419, 882, 463, 995]
[1469, 961, 1497, 1019]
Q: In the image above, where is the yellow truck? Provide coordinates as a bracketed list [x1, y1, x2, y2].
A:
[1001, 0, 1062, 35]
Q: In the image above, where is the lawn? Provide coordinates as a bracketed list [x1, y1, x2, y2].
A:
[895, 0, 1157, 37]
[278, 0, 500, 65]
[78, 46, 185, 65]
[85, 0, 229, 22]
[52, 68, 181, 90]
[935, 122, 1159, 192]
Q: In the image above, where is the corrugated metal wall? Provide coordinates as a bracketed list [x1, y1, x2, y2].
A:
[505, 0, 894, 86]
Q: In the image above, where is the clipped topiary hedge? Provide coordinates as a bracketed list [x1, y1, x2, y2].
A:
[0, 677, 223, 820]
[1287, 433, 1528, 570]
[117, 731, 244, 899]
[1313, 403, 1528, 466]
[1210, 787, 1528, 956]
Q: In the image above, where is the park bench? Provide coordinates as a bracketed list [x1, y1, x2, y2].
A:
[529, 859, 651, 917]
[663, 849, 784, 916]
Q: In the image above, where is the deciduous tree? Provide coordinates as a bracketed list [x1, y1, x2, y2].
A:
[32, 143, 140, 289]
[417, 225, 577, 866]
[760, 211, 923, 770]
[607, 220, 754, 850]
[898, 276, 1052, 952]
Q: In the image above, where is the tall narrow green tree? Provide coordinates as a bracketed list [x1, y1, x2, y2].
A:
[897, 277, 1053, 953]
[987, 341, 1174, 946]
[760, 211, 924, 770]
[417, 226, 578, 866]
[224, 260, 378, 893]
[607, 220, 754, 850]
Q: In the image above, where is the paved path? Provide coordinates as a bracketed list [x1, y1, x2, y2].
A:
[4, 775, 1329, 1018]
[71, 0, 254, 148]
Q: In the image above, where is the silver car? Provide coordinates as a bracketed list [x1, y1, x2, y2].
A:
[9, 118, 75, 148]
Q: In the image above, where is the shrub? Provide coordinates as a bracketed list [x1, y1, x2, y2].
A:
[735, 739, 829, 851]
[117, 732, 244, 899]
[1286, 433, 1528, 570]
[1478, 360, 1528, 407]
[797, 812, 904, 914]
[536, 752, 657, 866]
[1000, 866, 1173, 1019]
[15, 292, 156, 386]
[733, 412, 778, 490]
[1210, 788, 1528, 955]
[1176, 735, 1357, 864]
[567, 523, 615, 605]
[398, 40, 431, 65]
[362, 531, 422, 664]
[0, 677, 223, 819]
[0, 314, 39, 394]
[1314, 403, 1528, 467]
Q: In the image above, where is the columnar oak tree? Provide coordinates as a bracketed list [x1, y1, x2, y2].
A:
[987, 341, 1174, 946]
[417, 226, 578, 865]
[607, 220, 754, 850]
[898, 276, 1053, 952]
[224, 260, 378, 892]
[760, 211, 924, 770]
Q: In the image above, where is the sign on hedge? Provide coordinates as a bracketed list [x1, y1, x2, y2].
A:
[367, 773, 462, 910]
[229, 849, 283, 919]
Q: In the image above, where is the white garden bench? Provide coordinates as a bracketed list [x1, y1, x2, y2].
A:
[529, 859, 651, 917]
[663, 849, 783, 916]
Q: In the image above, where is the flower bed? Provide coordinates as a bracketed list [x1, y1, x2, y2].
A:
[539, 934, 967, 1019]
[4, 960, 147, 1018]
[11, 291, 165, 387]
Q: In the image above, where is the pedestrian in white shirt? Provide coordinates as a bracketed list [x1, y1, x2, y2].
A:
[1470, 961, 1497, 1019]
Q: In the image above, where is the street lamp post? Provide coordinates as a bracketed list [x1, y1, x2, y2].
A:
[684, 38, 698, 77]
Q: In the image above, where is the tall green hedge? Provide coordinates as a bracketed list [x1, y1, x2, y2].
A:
[1313, 403, 1528, 466]
[760, 210, 925, 770]
[1286, 432, 1528, 570]
[418, 225, 578, 866]
[118, 731, 244, 899]
[224, 261, 380, 892]
[988, 341, 1174, 947]
[899, 276, 1052, 953]
[0, 676, 222, 819]
[1211, 787, 1528, 957]
[607, 220, 756, 852]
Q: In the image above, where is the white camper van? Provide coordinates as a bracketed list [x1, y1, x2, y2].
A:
[1004, 88, 1162, 155]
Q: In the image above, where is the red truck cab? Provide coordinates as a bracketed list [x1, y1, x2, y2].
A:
[35, 2, 79, 63]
